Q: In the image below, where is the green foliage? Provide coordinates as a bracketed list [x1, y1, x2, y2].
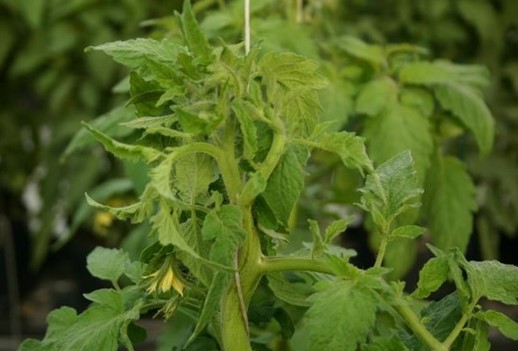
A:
[306, 278, 378, 350]
[21, 2, 518, 351]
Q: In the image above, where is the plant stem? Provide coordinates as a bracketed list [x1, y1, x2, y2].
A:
[262, 256, 335, 275]
[395, 303, 447, 351]
[442, 310, 470, 348]
[241, 130, 286, 206]
[374, 234, 388, 268]
[221, 208, 263, 351]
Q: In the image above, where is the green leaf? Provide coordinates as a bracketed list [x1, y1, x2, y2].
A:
[335, 36, 385, 68]
[356, 77, 397, 116]
[188, 271, 231, 344]
[151, 199, 223, 271]
[174, 154, 216, 204]
[82, 122, 162, 163]
[413, 293, 462, 347]
[85, 194, 142, 223]
[399, 61, 490, 89]
[398, 61, 494, 154]
[400, 88, 435, 118]
[179, 0, 212, 63]
[63, 106, 136, 159]
[391, 225, 425, 240]
[434, 84, 494, 155]
[464, 260, 518, 304]
[475, 310, 518, 340]
[358, 150, 423, 227]
[86, 247, 130, 284]
[423, 154, 476, 252]
[259, 52, 326, 137]
[314, 131, 373, 172]
[202, 205, 247, 267]
[324, 218, 350, 244]
[21, 290, 142, 351]
[413, 255, 450, 299]
[361, 334, 409, 351]
[259, 52, 327, 92]
[308, 219, 325, 257]
[363, 103, 433, 181]
[86, 38, 183, 68]
[306, 279, 378, 350]
[232, 100, 258, 161]
[261, 147, 305, 227]
[267, 272, 314, 307]
[121, 115, 176, 129]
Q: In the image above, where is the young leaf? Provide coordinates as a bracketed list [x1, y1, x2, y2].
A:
[261, 147, 305, 228]
[308, 219, 324, 258]
[475, 310, 518, 340]
[86, 247, 130, 284]
[179, 0, 212, 64]
[306, 279, 378, 351]
[86, 38, 182, 68]
[413, 255, 450, 299]
[232, 100, 258, 161]
[259, 52, 326, 136]
[82, 122, 162, 163]
[423, 154, 476, 253]
[324, 218, 350, 244]
[313, 131, 373, 172]
[358, 150, 423, 226]
[86, 38, 183, 69]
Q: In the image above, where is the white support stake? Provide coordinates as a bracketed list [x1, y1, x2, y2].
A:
[245, 0, 250, 54]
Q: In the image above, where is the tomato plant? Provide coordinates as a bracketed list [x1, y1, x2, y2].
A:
[21, 1, 518, 350]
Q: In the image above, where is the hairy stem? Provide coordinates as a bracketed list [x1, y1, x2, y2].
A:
[374, 235, 388, 268]
[221, 208, 263, 351]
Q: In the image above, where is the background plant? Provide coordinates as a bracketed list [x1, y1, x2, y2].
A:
[0, 0, 183, 269]
[20, 3, 518, 350]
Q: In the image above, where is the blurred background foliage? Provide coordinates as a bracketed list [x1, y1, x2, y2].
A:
[1, 0, 518, 347]
[0, 0, 184, 269]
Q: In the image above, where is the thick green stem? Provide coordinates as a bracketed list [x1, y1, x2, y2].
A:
[395, 303, 447, 351]
[221, 208, 263, 351]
